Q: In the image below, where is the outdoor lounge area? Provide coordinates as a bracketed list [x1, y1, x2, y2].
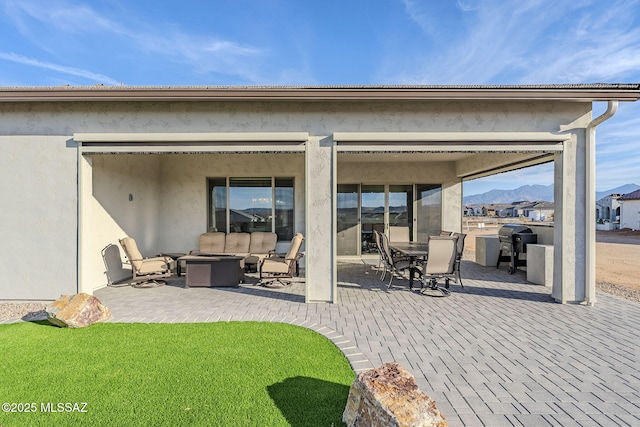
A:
[92, 260, 640, 426]
[4, 85, 639, 306]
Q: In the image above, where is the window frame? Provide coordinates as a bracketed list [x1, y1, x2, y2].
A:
[207, 177, 295, 241]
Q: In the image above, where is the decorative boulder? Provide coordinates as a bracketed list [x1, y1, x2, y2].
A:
[46, 293, 111, 328]
[343, 362, 447, 427]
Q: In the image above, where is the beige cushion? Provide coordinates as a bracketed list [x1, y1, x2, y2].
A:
[224, 233, 251, 253]
[199, 232, 226, 254]
[425, 237, 457, 274]
[137, 257, 171, 274]
[259, 233, 304, 277]
[389, 226, 410, 242]
[249, 232, 277, 254]
[261, 258, 291, 274]
[119, 237, 170, 274]
[284, 233, 304, 260]
[119, 237, 144, 270]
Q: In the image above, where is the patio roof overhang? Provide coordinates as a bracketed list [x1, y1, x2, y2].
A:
[2, 83, 640, 102]
[75, 132, 309, 154]
[334, 131, 566, 180]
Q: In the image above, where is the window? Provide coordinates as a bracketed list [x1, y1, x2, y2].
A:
[274, 178, 294, 240]
[208, 177, 295, 241]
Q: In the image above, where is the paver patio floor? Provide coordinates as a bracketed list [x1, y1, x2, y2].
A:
[94, 260, 640, 427]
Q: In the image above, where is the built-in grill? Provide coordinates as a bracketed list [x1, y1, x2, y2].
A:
[496, 224, 537, 274]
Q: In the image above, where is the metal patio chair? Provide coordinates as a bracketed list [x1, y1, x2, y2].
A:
[419, 236, 458, 297]
[118, 237, 173, 288]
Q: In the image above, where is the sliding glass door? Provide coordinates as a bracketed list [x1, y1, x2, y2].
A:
[415, 184, 442, 242]
[336, 184, 440, 256]
[337, 184, 359, 256]
[361, 185, 385, 254]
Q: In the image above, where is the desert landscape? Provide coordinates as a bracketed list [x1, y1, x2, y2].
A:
[463, 220, 640, 301]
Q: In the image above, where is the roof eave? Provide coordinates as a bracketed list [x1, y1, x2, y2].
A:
[1, 85, 639, 102]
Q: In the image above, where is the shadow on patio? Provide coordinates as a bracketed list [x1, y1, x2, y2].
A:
[336, 259, 553, 303]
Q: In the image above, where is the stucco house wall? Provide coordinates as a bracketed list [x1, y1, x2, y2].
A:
[596, 194, 621, 222]
[2, 84, 638, 303]
[0, 135, 78, 300]
[620, 199, 640, 230]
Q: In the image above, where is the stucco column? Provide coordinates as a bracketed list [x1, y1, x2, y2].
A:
[78, 153, 93, 295]
[442, 181, 463, 233]
[305, 136, 335, 303]
[552, 153, 566, 303]
[552, 133, 587, 303]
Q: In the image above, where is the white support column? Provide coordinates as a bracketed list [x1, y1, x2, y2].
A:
[77, 152, 93, 295]
[305, 136, 335, 303]
[585, 122, 597, 306]
[552, 153, 565, 303]
[553, 134, 587, 304]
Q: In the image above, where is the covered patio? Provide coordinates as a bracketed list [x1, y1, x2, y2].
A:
[2, 84, 639, 304]
[93, 260, 640, 427]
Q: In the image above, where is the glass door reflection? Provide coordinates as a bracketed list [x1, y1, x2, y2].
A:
[388, 185, 413, 242]
[337, 184, 359, 256]
[416, 184, 442, 242]
[361, 185, 385, 253]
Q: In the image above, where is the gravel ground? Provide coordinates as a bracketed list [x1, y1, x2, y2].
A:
[0, 302, 49, 322]
[596, 281, 640, 304]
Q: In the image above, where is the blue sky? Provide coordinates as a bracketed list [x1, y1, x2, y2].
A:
[1, 0, 639, 195]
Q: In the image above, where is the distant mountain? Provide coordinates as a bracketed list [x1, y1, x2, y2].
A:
[464, 183, 640, 205]
[463, 184, 554, 205]
[596, 184, 640, 201]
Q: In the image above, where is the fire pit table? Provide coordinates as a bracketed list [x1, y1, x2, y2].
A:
[178, 255, 245, 288]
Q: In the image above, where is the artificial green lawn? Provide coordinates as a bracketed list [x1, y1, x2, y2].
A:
[0, 321, 355, 426]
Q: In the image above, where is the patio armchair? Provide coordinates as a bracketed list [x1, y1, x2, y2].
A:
[259, 233, 304, 287]
[118, 237, 173, 287]
[419, 236, 458, 297]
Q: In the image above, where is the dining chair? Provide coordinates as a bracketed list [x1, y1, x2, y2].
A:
[450, 232, 467, 288]
[419, 236, 458, 296]
[389, 226, 410, 242]
[373, 229, 384, 272]
[380, 232, 411, 288]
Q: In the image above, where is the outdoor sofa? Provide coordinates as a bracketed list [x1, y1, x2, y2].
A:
[191, 231, 278, 271]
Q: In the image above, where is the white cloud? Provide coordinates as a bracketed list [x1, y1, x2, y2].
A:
[2, 0, 266, 82]
[455, 0, 478, 12]
[392, 0, 640, 85]
[0, 51, 119, 84]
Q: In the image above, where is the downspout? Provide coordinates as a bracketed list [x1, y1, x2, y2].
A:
[584, 100, 618, 306]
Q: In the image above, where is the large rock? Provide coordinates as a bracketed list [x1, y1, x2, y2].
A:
[343, 362, 447, 427]
[46, 293, 111, 328]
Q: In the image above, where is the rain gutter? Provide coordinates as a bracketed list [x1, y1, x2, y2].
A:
[584, 100, 618, 306]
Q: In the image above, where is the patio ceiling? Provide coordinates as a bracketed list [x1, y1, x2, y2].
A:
[334, 131, 564, 179]
[338, 151, 555, 180]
